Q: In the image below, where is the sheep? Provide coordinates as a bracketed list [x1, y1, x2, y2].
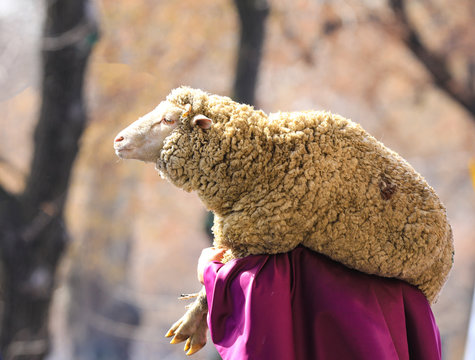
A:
[114, 86, 454, 355]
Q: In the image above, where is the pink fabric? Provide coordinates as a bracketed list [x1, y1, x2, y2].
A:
[204, 246, 441, 360]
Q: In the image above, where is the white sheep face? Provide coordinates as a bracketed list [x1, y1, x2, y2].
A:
[114, 101, 212, 163]
[114, 101, 183, 163]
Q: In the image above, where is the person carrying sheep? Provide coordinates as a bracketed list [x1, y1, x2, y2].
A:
[197, 246, 442, 360]
[114, 86, 453, 356]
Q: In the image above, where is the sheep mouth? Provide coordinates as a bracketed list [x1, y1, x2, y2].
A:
[115, 147, 134, 158]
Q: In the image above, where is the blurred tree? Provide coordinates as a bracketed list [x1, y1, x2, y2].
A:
[206, 0, 270, 245]
[0, 0, 98, 358]
[205, 2, 270, 359]
[232, 0, 270, 105]
[389, 0, 475, 118]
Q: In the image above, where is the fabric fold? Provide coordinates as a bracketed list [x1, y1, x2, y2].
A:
[204, 246, 441, 360]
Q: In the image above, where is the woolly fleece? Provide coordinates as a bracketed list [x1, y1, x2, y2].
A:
[156, 87, 453, 304]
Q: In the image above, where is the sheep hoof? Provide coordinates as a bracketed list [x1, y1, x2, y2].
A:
[184, 337, 205, 356]
[169, 333, 187, 344]
[165, 298, 208, 355]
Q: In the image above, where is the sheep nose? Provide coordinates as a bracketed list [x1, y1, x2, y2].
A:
[115, 135, 124, 142]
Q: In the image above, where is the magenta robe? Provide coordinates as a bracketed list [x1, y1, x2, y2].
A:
[203, 246, 441, 360]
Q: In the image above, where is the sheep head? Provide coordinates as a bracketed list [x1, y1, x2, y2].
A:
[114, 101, 212, 163]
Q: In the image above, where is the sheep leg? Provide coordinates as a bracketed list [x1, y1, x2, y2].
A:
[165, 287, 208, 355]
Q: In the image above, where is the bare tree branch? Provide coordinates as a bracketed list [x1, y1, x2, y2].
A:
[389, 0, 475, 118]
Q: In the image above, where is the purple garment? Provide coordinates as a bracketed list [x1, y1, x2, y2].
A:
[204, 246, 441, 360]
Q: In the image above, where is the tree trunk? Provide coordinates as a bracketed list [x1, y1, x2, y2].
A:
[232, 0, 270, 106]
[0, 0, 98, 358]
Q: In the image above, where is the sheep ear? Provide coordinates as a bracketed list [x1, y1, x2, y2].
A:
[192, 114, 213, 130]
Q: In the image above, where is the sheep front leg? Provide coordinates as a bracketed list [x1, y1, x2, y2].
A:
[166, 287, 208, 355]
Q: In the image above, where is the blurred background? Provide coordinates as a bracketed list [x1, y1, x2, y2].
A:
[0, 0, 474, 359]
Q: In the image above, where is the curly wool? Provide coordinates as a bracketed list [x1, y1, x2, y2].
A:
[157, 87, 453, 303]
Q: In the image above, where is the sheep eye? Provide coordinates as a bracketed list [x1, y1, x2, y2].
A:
[162, 117, 175, 125]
